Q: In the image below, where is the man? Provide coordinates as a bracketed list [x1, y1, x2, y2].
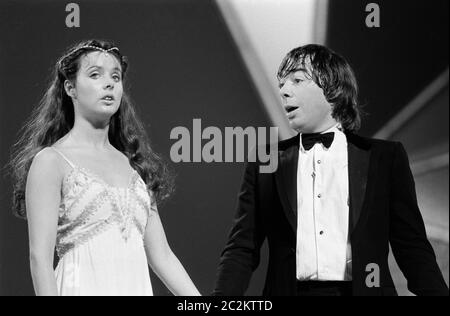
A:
[213, 44, 448, 296]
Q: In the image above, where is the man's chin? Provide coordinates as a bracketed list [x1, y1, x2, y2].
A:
[288, 120, 303, 133]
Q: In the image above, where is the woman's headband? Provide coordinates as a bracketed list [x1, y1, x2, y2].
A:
[58, 45, 121, 70]
[76, 45, 120, 55]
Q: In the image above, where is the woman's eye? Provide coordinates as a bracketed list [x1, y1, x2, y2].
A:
[90, 73, 99, 79]
[112, 74, 121, 82]
[294, 78, 304, 83]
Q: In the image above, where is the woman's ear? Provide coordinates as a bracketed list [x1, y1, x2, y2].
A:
[64, 80, 76, 99]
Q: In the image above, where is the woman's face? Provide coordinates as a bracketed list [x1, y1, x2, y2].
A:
[68, 51, 123, 123]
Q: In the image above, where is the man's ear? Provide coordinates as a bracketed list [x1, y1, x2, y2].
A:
[64, 80, 76, 99]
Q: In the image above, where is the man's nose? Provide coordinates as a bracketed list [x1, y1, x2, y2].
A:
[279, 82, 291, 98]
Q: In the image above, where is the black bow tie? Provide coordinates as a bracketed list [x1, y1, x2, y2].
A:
[301, 132, 335, 151]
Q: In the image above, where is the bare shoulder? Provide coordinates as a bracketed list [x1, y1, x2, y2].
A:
[33, 147, 61, 165]
[29, 147, 65, 182]
[109, 146, 132, 166]
[26, 147, 64, 223]
[110, 145, 129, 158]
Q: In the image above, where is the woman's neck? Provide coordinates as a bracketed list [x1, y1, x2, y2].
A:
[69, 118, 111, 150]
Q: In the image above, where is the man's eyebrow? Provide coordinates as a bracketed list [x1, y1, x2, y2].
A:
[290, 67, 309, 75]
[278, 67, 309, 84]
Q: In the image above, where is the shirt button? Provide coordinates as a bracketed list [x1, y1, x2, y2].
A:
[319, 231, 324, 235]
[318, 194, 322, 198]
[317, 160, 322, 164]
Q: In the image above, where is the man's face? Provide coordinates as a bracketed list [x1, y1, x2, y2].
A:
[279, 68, 336, 133]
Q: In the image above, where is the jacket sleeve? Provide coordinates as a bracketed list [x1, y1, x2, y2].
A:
[389, 142, 448, 296]
[213, 160, 267, 296]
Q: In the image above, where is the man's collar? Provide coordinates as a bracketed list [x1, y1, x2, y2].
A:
[299, 123, 343, 152]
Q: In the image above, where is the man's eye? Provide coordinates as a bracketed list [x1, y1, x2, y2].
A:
[294, 78, 304, 83]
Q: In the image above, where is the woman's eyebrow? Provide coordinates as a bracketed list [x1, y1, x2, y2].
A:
[86, 65, 101, 71]
[85, 65, 121, 72]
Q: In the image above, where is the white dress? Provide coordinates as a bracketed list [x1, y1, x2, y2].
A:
[51, 147, 154, 296]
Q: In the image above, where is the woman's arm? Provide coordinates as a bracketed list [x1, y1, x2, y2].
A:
[144, 204, 200, 296]
[25, 148, 62, 296]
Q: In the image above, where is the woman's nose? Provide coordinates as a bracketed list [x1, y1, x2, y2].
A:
[104, 78, 114, 90]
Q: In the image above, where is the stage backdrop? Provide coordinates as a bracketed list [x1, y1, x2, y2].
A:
[1, 0, 448, 296]
[0, 0, 271, 296]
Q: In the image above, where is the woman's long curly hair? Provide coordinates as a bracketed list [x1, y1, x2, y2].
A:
[9, 39, 174, 219]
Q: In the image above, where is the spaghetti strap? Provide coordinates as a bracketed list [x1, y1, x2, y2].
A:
[51, 147, 75, 169]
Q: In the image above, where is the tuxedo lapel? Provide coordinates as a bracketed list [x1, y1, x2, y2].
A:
[274, 135, 299, 232]
[274, 133, 371, 234]
[346, 133, 371, 234]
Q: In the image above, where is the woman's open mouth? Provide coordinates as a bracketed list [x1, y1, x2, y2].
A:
[101, 95, 115, 105]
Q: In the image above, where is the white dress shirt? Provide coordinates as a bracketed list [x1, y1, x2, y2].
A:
[296, 124, 352, 281]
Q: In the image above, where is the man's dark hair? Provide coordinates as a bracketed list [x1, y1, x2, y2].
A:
[277, 44, 361, 132]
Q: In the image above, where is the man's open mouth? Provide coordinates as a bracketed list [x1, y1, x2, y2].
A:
[285, 106, 298, 113]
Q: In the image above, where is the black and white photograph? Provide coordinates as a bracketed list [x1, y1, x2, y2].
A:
[0, 0, 448, 299]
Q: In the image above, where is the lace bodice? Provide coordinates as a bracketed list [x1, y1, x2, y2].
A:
[51, 147, 154, 258]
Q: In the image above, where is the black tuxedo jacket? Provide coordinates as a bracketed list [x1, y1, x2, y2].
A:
[213, 133, 448, 296]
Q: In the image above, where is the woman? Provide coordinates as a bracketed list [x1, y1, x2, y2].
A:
[9, 39, 200, 296]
